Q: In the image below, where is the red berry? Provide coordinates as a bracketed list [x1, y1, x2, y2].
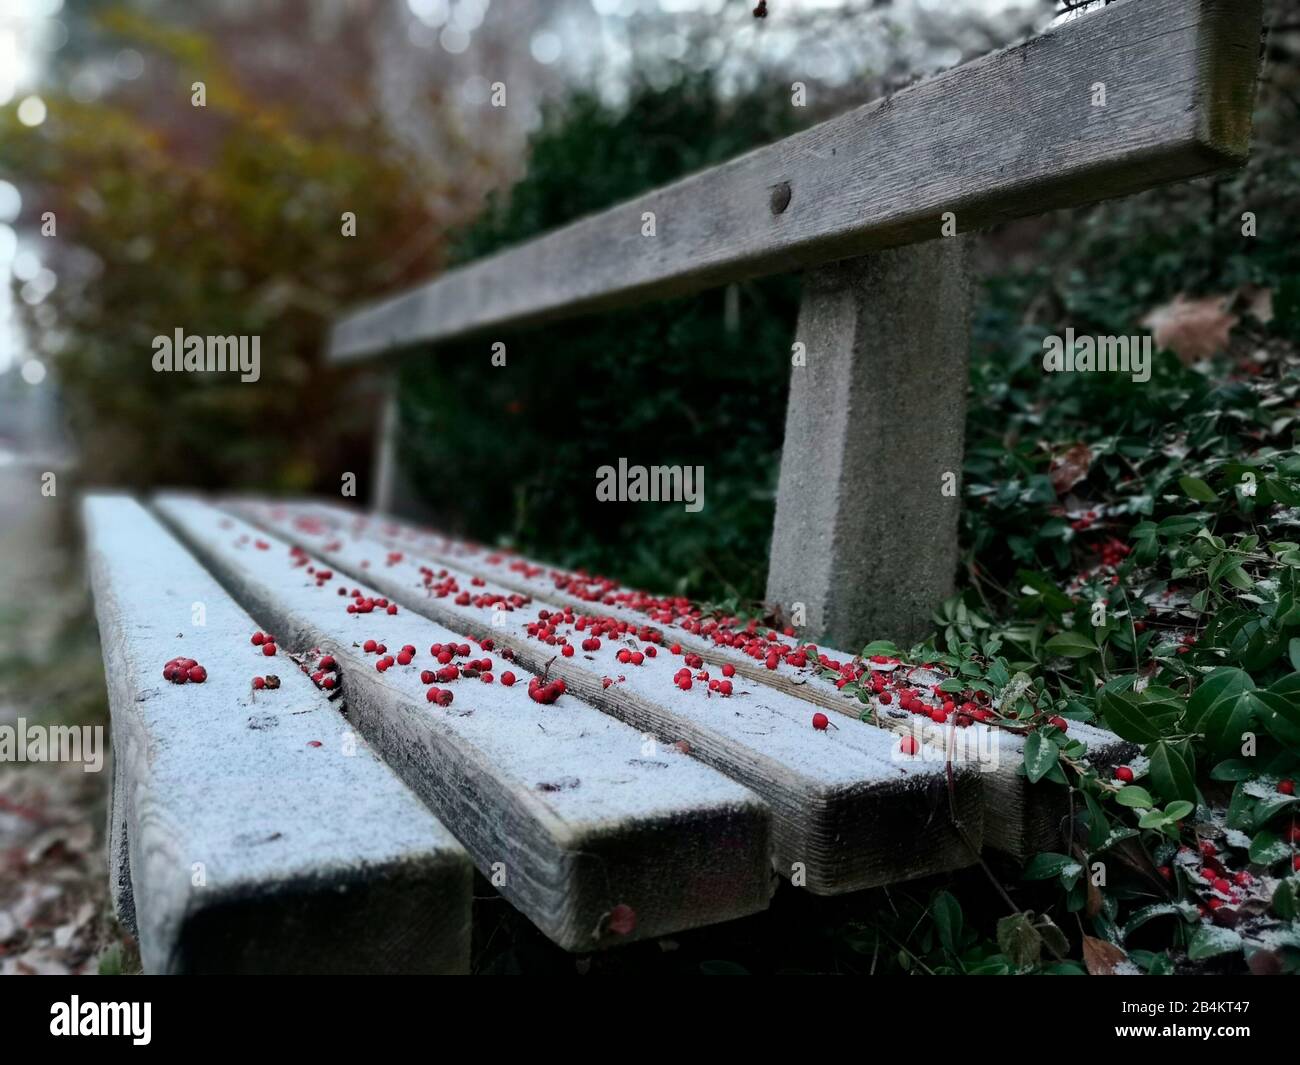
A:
[252, 676, 266, 690]
[321, 677, 336, 689]
[251, 632, 265, 645]
[670, 643, 681, 655]
[420, 670, 435, 684]
[812, 712, 829, 731]
[500, 672, 516, 687]
[606, 903, 636, 937]
[676, 675, 692, 691]
[307, 740, 322, 748]
[397, 651, 413, 666]
[1212, 878, 1232, 894]
[262, 643, 276, 657]
[426, 687, 439, 703]
[879, 691, 892, 705]
[187, 665, 207, 683]
[929, 708, 947, 724]
[1114, 766, 1134, 783]
[386, 604, 398, 615]
[1279, 780, 1295, 796]
[900, 735, 919, 756]
[318, 656, 336, 671]
[1049, 715, 1068, 732]
[721, 664, 735, 678]
[562, 645, 575, 657]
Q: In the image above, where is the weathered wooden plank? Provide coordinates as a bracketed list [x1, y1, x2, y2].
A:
[82, 496, 473, 974]
[151, 496, 774, 948]
[329, 0, 1260, 360]
[224, 498, 985, 892]
[263, 499, 1136, 859]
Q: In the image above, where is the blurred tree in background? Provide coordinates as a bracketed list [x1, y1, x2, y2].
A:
[0, 6, 453, 491]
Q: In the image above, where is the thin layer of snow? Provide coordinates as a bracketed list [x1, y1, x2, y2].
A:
[83, 496, 465, 884]
[155, 497, 762, 829]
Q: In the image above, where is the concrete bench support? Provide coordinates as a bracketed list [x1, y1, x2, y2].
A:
[766, 239, 972, 650]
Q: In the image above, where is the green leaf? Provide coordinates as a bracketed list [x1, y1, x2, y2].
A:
[1116, 785, 1155, 809]
[1022, 852, 1075, 880]
[1179, 476, 1219, 503]
[1185, 668, 1257, 757]
[1022, 732, 1060, 784]
[1099, 690, 1168, 744]
[1210, 758, 1256, 782]
[997, 913, 1042, 971]
[1248, 830, 1291, 865]
[1149, 741, 1197, 804]
[1255, 673, 1300, 746]
[1273, 880, 1299, 921]
[1163, 800, 1195, 822]
[1290, 638, 1300, 672]
[1187, 926, 1242, 961]
[1045, 631, 1098, 659]
[931, 890, 963, 955]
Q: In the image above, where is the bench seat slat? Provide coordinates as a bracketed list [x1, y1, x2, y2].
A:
[152, 495, 773, 950]
[256, 499, 1135, 860]
[223, 499, 985, 893]
[82, 496, 473, 974]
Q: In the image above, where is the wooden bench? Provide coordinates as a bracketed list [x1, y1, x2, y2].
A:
[82, 0, 1263, 968]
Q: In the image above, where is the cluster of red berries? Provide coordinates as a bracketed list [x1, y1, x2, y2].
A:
[1070, 510, 1099, 532]
[250, 631, 277, 656]
[881, 678, 990, 728]
[1090, 537, 1131, 568]
[346, 592, 398, 616]
[419, 564, 531, 614]
[309, 654, 338, 691]
[528, 675, 565, 704]
[292, 544, 334, 589]
[163, 657, 206, 684]
[1185, 839, 1260, 916]
[670, 662, 733, 696]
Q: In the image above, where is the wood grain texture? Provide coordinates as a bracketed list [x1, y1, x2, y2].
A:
[82, 496, 473, 974]
[269, 499, 1137, 860]
[152, 496, 775, 949]
[329, 0, 1261, 360]
[225, 498, 985, 893]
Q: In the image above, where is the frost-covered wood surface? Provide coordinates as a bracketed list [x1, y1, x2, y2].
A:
[328, 0, 1260, 360]
[82, 496, 473, 974]
[250, 499, 1137, 860]
[152, 495, 774, 950]
[223, 498, 985, 892]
